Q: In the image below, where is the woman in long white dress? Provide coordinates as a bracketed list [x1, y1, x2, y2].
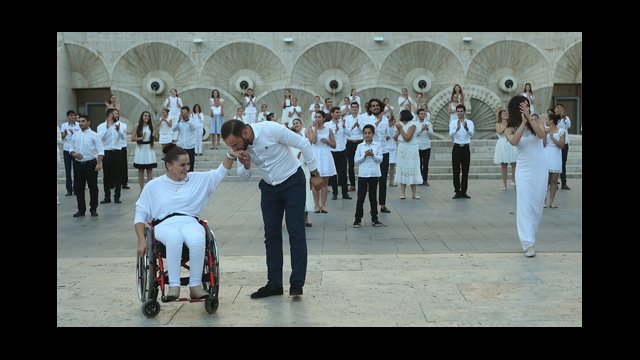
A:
[494, 109, 518, 190]
[291, 118, 315, 227]
[281, 88, 292, 127]
[394, 110, 423, 199]
[543, 113, 565, 208]
[504, 95, 547, 257]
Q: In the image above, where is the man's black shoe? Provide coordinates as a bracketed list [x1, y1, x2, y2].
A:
[100, 199, 111, 204]
[462, 194, 471, 199]
[73, 212, 85, 217]
[380, 207, 391, 213]
[332, 194, 338, 200]
[452, 193, 462, 199]
[114, 198, 122, 204]
[342, 195, 352, 199]
[90, 211, 99, 217]
[65, 191, 73, 196]
[250, 286, 283, 299]
[289, 286, 303, 296]
[122, 185, 130, 189]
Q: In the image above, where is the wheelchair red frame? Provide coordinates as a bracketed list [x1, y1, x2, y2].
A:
[137, 219, 219, 318]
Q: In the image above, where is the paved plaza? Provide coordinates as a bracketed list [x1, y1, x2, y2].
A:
[57, 178, 582, 326]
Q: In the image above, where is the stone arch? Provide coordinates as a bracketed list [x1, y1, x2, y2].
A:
[65, 44, 110, 88]
[554, 41, 582, 83]
[202, 42, 287, 106]
[291, 41, 377, 101]
[112, 42, 196, 105]
[379, 41, 464, 99]
[430, 84, 504, 137]
[467, 40, 549, 99]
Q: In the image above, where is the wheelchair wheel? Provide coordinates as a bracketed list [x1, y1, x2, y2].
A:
[142, 299, 161, 318]
[137, 227, 157, 302]
[205, 297, 219, 314]
[202, 225, 220, 313]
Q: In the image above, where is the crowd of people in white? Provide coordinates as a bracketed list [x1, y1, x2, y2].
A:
[58, 84, 573, 256]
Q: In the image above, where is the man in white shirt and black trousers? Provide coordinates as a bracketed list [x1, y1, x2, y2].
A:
[222, 119, 322, 298]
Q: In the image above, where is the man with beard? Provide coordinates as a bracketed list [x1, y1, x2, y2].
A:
[221, 120, 323, 299]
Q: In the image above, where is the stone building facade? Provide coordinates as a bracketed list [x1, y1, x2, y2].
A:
[57, 32, 582, 138]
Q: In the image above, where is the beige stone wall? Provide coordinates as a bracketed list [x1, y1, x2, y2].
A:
[57, 32, 582, 137]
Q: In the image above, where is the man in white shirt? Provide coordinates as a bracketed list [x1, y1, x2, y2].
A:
[171, 106, 197, 172]
[344, 102, 364, 191]
[363, 99, 391, 213]
[416, 108, 434, 186]
[97, 108, 126, 204]
[61, 110, 80, 196]
[449, 104, 475, 199]
[221, 120, 323, 299]
[114, 111, 130, 189]
[69, 114, 104, 217]
[328, 107, 351, 200]
[555, 104, 571, 190]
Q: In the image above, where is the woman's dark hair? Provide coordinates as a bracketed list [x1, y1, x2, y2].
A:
[211, 89, 220, 99]
[192, 104, 201, 113]
[548, 113, 561, 125]
[136, 111, 154, 147]
[162, 143, 187, 169]
[507, 95, 533, 133]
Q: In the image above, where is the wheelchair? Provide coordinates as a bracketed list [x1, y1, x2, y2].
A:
[136, 219, 220, 318]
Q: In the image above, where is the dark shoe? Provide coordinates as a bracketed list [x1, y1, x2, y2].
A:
[342, 195, 352, 199]
[380, 207, 391, 213]
[561, 185, 571, 190]
[65, 191, 73, 196]
[305, 223, 312, 227]
[462, 194, 471, 199]
[122, 185, 130, 189]
[332, 194, 338, 200]
[90, 211, 99, 217]
[114, 198, 122, 204]
[353, 221, 361, 228]
[348, 186, 356, 192]
[452, 193, 462, 199]
[289, 286, 303, 296]
[73, 212, 85, 217]
[250, 286, 284, 299]
[100, 199, 111, 204]
[372, 220, 384, 227]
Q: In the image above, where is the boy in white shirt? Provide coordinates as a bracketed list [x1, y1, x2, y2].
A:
[353, 124, 383, 228]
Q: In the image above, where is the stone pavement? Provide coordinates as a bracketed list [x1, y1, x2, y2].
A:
[57, 179, 582, 326]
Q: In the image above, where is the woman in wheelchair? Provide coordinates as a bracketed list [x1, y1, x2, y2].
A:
[134, 143, 238, 301]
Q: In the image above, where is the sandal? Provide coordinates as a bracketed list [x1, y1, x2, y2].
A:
[314, 207, 321, 213]
[412, 195, 420, 199]
[321, 207, 328, 213]
[400, 195, 406, 199]
[550, 203, 558, 208]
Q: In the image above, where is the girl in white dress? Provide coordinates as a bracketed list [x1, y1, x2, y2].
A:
[306, 111, 336, 213]
[243, 88, 257, 124]
[543, 113, 565, 208]
[191, 104, 204, 155]
[291, 118, 315, 227]
[164, 89, 183, 142]
[209, 89, 225, 149]
[281, 88, 292, 127]
[131, 111, 158, 191]
[521, 83, 535, 115]
[504, 95, 548, 257]
[448, 94, 460, 122]
[493, 109, 518, 190]
[394, 110, 423, 199]
[386, 114, 398, 187]
[155, 108, 173, 145]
